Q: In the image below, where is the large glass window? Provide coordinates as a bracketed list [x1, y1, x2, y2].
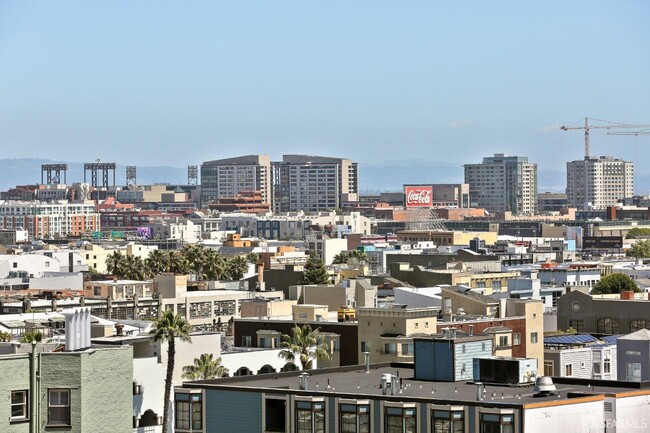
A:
[296, 401, 325, 433]
[265, 398, 286, 432]
[11, 390, 28, 421]
[432, 410, 464, 433]
[479, 413, 514, 433]
[175, 393, 202, 431]
[597, 318, 619, 334]
[630, 319, 650, 332]
[48, 389, 70, 427]
[340, 403, 370, 433]
[385, 406, 416, 433]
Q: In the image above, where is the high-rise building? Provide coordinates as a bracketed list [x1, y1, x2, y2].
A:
[464, 153, 537, 215]
[272, 155, 359, 212]
[200, 155, 272, 206]
[566, 156, 634, 209]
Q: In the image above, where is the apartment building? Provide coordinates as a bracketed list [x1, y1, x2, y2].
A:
[272, 155, 359, 213]
[0, 201, 100, 238]
[178, 361, 650, 433]
[200, 155, 272, 205]
[464, 153, 537, 215]
[566, 156, 634, 209]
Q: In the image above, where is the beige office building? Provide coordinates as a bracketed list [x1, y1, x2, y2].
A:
[464, 153, 537, 215]
[200, 155, 272, 205]
[566, 156, 634, 209]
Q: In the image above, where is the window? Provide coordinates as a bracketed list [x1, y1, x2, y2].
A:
[175, 393, 202, 431]
[265, 398, 286, 432]
[604, 356, 611, 374]
[596, 318, 619, 334]
[530, 332, 538, 344]
[512, 333, 521, 346]
[296, 400, 325, 433]
[384, 343, 397, 354]
[543, 360, 554, 376]
[340, 403, 370, 433]
[385, 406, 416, 433]
[498, 336, 509, 348]
[48, 389, 70, 427]
[11, 390, 28, 421]
[401, 343, 413, 355]
[242, 336, 252, 347]
[630, 320, 650, 332]
[479, 413, 514, 433]
[432, 409, 464, 433]
[569, 320, 584, 333]
[565, 364, 573, 377]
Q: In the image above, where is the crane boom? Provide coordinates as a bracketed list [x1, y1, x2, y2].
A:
[607, 129, 650, 136]
[560, 117, 650, 159]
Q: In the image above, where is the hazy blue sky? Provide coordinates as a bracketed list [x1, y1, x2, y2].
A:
[1, 1, 649, 171]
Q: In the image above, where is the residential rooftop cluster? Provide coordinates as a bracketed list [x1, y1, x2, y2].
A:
[2, 152, 650, 432]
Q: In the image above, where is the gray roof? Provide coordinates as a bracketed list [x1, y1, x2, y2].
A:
[182, 363, 640, 406]
[619, 329, 650, 341]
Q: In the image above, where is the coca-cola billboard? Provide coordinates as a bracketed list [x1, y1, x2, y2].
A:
[404, 186, 433, 208]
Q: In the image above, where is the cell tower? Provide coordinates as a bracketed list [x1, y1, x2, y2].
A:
[83, 160, 116, 188]
[187, 165, 198, 185]
[126, 166, 137, 187]
[41, 164, 68, 185]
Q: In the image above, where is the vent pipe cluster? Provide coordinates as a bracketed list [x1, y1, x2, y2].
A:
[62, 308, 91, 351]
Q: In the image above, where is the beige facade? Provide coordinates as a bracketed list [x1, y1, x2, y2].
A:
[292, 304, 329, 321]
[567, 156, 634, 209]
[240, 298, 297, 318]
[155, 274, 285, 327]
[464, 153, 538, 215]
[396, 230, 498, 246]
[84, 279, 155, 300]
[357, 307, 439, 364]
[506, 298, 544, 374]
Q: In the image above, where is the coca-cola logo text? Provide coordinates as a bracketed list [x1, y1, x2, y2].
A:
[405, 187, 433, 207]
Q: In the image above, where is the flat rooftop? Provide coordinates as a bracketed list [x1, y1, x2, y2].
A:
[183, 363, 646, 407]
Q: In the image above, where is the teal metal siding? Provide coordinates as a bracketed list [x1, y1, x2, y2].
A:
[414, 340, 435, 380]
[374, 400, 381, 433]
[205, 390, 262, 432]
[433, 341, 454, 381]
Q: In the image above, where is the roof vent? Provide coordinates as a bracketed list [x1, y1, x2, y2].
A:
[534, 376, 556, 397]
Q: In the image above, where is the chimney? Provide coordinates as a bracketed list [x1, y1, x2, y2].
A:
[116, 323, 125, 336]
[364, 352, 370, 373]
[450, 328, 457, 339]
[299, 372, 309, 390]
[468, 324, 474, 336]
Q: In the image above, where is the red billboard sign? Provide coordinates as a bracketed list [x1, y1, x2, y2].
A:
[404, 186, 433, 208]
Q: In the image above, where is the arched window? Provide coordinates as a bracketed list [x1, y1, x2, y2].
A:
[281, 362, 298, 372]
[235, 366, 252, 376]
[597, 318, 620, 334]
[258, 364, 276, 375]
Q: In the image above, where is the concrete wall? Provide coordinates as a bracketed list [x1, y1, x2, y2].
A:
[0, 354, 30, 433]
[524, 399, 604, 433]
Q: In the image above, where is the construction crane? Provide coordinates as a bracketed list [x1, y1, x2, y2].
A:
[607, 128, 650, 136]
[560, 117, 650, 159]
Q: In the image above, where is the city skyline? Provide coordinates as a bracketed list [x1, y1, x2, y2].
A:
[1, 1, 649, 172]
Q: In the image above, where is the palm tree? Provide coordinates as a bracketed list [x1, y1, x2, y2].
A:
[203, 249, 228, 280]
[182, 244, 207, 279]
[182, 353, 229, 380]
[145, 249, 171, 275]
[278, 324, 330, 370]
[0, 331, 13, 342]
[123, 255, 148, 280]
[169, 251, 191, 275]
[106, 251, 127, 278]
[332, 252, 350, 265]
[150, 310, 192, 433]
[20, 331, 43, 343]
[227, 256, 249, 280]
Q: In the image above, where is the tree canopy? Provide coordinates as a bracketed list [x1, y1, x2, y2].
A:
[301, 254, 330, 285]
[332, 249, 368, 265]
[591, 273, 640, 295]
[182, 353, 229, 380]
[625, 228, 650, 239]
[278, 324, 330, 369]
[627, 240, 650, 259]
